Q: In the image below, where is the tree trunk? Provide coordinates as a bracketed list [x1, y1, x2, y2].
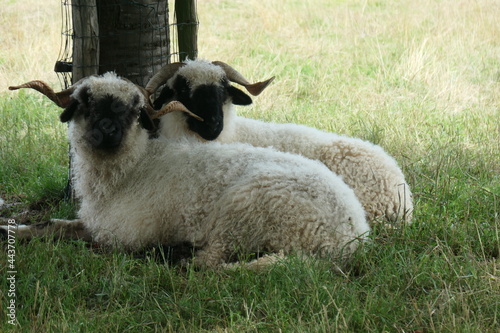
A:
[71, 0, 100, 81]
[97, 0, 170, 86]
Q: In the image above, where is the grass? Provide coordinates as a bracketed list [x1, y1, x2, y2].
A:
[1, 0, 499, 331]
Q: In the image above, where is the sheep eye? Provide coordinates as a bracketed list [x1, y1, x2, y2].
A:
[132, 94, 140, 107]
[180, 87, 189, 96]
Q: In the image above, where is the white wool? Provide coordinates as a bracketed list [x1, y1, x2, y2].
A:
[223, 117, 414, 223]
[63, 73, 370, 268]
[72, 72, 146, 108]
[169, 59, 225, 92]
[158, 60, 413, 224]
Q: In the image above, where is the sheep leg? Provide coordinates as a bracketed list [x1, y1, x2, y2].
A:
[222, 251, 287, 271]
[191, 239, 288, 270]
[0, 219, 92, 242]
[190, 240, 233, 269]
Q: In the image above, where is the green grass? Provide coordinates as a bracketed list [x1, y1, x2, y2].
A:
[0, 93, 68, 199]
[1, 0, 499, 331]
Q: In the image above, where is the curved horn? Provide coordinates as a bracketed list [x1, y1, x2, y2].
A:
[145, 62, 186, 95]
[9, 80, 76, 108]
[212, 61, 275, 96]
[150, 101, 204, 121]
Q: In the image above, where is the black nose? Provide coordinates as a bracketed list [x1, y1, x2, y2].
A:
[199, 124, 223, 140]
[86, 118, 123, 149]
[187, 118, 222, 141]
[99, 118, 117, 134]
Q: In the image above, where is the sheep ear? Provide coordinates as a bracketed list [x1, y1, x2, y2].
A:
[60, 86, 92, 122]
[228, 86, 252, 106]
[153, 86, 175, 109]
[78, 86, 91, 108]
[59, 100, 79, 123]
[139, 108, 156, 131]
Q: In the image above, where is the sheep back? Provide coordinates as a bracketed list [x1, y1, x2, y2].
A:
[219, 116, 413, 224]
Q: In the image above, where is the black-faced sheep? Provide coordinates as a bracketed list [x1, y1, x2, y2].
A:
[148, 59, 413, 225]
[6, 73, 370, 268]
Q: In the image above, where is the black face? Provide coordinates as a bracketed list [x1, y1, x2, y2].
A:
[82, 95, 133, 150]
[153, 75, 253, 141]
[60, 88, 155, 151]
[187, 83, 226, 140]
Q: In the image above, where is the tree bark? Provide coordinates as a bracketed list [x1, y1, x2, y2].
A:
[71, 0, 100, 82]
[97, 0, 169, 86]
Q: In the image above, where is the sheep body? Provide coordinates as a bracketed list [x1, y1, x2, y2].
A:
[24, 73, 370, 268]
[154, 59, 413, 223]
[219, 117, 413, 223]
[76, 137, 369, 267]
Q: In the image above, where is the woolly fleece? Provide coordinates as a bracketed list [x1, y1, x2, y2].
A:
[158, 60, 413, 224]
[67, 74, 370, 268]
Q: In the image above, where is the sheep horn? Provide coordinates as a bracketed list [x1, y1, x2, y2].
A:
[150, 101, 204, 121]
[9, 80, 75, 108]
[212, 61, 275, 96]
[145, 62, 186, 96]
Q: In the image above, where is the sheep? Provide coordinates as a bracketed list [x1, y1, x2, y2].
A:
[6, 72, 370, 269]
[147, 59, 413, 225]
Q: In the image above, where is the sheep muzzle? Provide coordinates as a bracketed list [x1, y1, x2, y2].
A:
[85, 118, 123, 150]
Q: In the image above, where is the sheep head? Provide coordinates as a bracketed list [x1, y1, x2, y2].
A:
[9, 73, 197, 152]
[146, 59, 274, 141]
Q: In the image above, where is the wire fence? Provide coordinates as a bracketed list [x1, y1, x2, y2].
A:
[55, 0, 198, 89]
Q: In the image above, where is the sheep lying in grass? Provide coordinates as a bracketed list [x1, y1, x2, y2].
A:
[5, 73, 370, 268]
[148, 59, 413, 224]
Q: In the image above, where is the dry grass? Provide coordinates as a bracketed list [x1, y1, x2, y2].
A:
[0, 0, 62, 90]
[3, 0, 498, 118]
[195, 1, 499, 154]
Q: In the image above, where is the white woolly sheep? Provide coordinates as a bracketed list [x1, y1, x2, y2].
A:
[148, 59, 413, 224]
[6, 73, 370, 268]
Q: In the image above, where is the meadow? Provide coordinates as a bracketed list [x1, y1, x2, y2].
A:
[0, 0, 498, 331]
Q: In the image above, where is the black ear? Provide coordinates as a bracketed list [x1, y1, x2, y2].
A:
[138, 108, 156, 132]
[78, 86, 91, 108]
[60, 86, 91, 122]
[153, 86, 175, 109]
[228, 86, 252, 106]
[59, 100, 79, 123]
